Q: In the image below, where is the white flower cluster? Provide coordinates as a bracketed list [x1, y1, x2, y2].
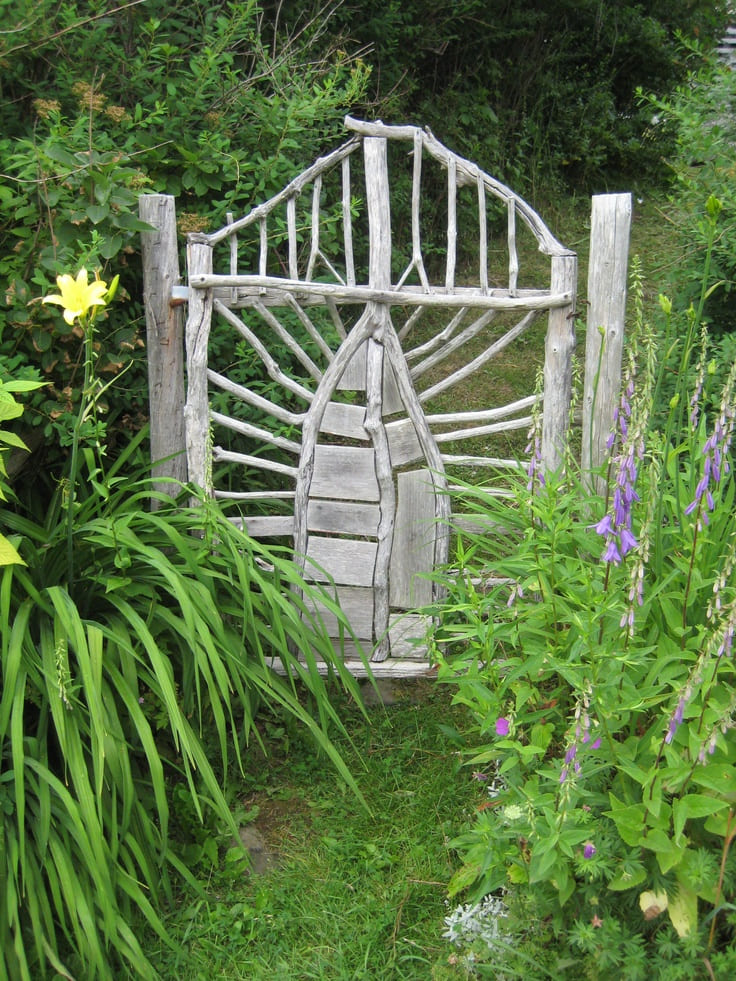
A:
[443, 894, 512, 953]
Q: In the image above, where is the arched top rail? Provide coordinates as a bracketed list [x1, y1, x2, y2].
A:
[191, 118, 573, 310]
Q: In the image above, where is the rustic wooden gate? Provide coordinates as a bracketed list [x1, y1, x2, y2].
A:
[180, 118, 578, 676]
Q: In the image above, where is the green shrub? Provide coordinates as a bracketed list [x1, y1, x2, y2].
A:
[431, 255, 736, 975]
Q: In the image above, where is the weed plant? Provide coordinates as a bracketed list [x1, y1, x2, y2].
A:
[431, 208, 736, 978]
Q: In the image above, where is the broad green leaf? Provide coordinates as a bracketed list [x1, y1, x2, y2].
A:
[668, 880, 698, 937]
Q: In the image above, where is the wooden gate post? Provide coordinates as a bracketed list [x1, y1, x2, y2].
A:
[542, 252, 578, 471]
[582, 193, 632, 484]
[139, 194, 187, 496]
[183, 237, 215, 495]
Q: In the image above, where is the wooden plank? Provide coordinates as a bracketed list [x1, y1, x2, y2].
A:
[320, 401, 368, 440]
[390, 470, 436, 608]
[307, 499, 379, 535]
[305, 536, 377, 586]
[386, 418, 422, 466]
[232, 514, 295, 537]
[305, 585, 374, 639]
[336, 339, 366, 391]
[581, 193, 632, 482]
[387, 613, 432, 660]
[311, 445, 379, 501]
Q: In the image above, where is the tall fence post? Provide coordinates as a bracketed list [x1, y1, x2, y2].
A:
[582, 193, 632, 486]
[139, 194, 187, 497]
[542, 252, 578, 471]
[183, 237, 214, 495]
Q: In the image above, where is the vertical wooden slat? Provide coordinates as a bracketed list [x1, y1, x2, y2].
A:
[364, 337, 395, 661]
[477, 174, 488, 295]
[390, 470, 435, 608]
[259, 217, 268, 277]
[507, 199, 519, 297]
[183, 237, 214, 494]
[542, 252, 578, 472]
[306, 175, 321, 281]
[582, 193, 632, 484]
[411, 129, 431, 291]
[287, 196, 298, 279]
[445, 155, 457, 290]
[226, 211, 237, 305]
[139, 194, 187, 496]
[342, 155, 356, 287]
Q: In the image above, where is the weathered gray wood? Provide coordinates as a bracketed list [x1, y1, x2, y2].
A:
[306, 175, 322, 282]
[406, 308, 469, 362]
[287, 196, 298, 280]
[542, 253, 578, 472]
[582, 193, 632, 481]
[233, 514, 295, 537]
[212, 446, 298, 479]
[307, 499, 379, 535]
[426, 394, 536, 425]
[306, 586, 375, 639]
[183, 237, 214, 492]
[390, 470, 436, 607]
[445, 154, 457, 290]
[311, 444, 379, 501]
[206, 137, 361, 245]
[362, 136, 394, 659]
[365, 334, 395, 660]
[306, 536, 377, 586]
[252, 300, 322, 382]
[342, 156, 356, 286]
[179, 119, 580, 678]
[320, 401, 369, 439]
[477, 174, 489, 294]
[385, 418, 422, 466]
[508, 200, 519, 296]
[190, 275, 572, 310]
[139, 194, 187, 495]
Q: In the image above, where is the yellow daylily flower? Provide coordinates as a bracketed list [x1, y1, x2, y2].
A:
[43, 268, 109, 326]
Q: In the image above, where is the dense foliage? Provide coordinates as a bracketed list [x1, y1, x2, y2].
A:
[432, 231, 736, 976]
[268, 0, 729, 190]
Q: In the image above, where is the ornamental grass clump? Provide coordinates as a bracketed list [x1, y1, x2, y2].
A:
[0, 269, 366, 980]
[432, 208, 736, 977]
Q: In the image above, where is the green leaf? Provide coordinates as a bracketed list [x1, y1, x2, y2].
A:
[0, 535, 25, 567]
[673, 794, 730, 840]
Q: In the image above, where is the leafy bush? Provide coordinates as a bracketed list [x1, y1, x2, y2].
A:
[431, 253, 736, 975]
[0, 2, 370, 485]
